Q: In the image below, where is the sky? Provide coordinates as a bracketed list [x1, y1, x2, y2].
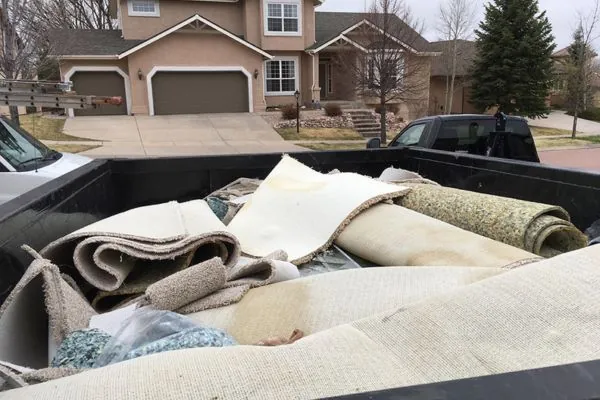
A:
[318, 0, 595, 51]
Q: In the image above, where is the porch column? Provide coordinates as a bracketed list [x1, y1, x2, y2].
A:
[310, 53, 320, 102]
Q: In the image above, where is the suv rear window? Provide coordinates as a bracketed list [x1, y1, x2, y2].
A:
[434, 119, 536, 160]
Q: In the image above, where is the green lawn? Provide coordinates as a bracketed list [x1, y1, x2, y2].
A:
[530, 126, 576, 137]
[18, 114, 90, 142]
[534, 135, 600, 149]
[277, 127, 363, 141]
[299, 142, 367, 151]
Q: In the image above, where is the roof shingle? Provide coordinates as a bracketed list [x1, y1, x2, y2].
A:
[311, 11, 431, 52]
[428, 40, 476, 77]
[50, 30, 143, 56]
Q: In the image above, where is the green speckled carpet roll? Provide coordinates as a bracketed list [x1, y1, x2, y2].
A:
[397, 183, 587, 257]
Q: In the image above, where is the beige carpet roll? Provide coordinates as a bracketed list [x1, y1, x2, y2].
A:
[188, 266, 504, 344]
[336, 203, 540, 268]
[6, 245, 600, 399]
[398, 183, 588, 257]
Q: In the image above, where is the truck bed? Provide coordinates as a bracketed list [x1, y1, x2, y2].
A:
[1, 147, 600, 399]
[2, 147, 600, 299]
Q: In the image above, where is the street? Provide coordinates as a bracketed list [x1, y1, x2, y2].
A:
[539, 147, 600, 172]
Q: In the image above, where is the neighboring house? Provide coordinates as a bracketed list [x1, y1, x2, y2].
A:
[549, 47, 571, 108]
[50, 0, 438, 118]
[549, 46, 600, 109]
[428, 39, 477, 115]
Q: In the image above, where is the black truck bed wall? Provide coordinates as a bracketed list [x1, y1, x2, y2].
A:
[1, 148, 599, 301]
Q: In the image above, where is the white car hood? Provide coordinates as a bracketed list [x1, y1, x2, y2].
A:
[20, 152, 92, 178]
[0, 153, 92, 206]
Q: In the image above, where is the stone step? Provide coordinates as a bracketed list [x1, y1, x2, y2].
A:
[350, 116, 375, 120]
[357, 129, 381, 136]
[347, 112, 374, 117]
[354, 125, 381, 131]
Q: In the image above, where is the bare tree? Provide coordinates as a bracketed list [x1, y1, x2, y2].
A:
[568, 0, 600, 138]
[333, 0, 430, 144]
[437, 0, 477, 114]
[34, 0, 115, 30]
[0, 0, 51, 125]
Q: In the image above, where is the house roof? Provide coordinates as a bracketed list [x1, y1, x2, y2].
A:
[311, 11, 432, 53]
[429, 40, 476, 77]
[49, 30, 143, 58]
[552, 47, 570, 58]
[51, 14, 273, 60]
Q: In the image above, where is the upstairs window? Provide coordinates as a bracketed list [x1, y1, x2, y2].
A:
[265, 0, 301, 36]
[128, 0, 160, 17]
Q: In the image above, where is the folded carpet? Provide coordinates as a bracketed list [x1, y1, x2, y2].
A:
[40, 200, 240, 309]
[0, 247, 96, 369]
[227, 155, 408, 264]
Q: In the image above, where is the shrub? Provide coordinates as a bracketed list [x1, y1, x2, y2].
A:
[567, 107, 600, 122]
[281, 104, 298, 120]
[323, 103, 343, 117]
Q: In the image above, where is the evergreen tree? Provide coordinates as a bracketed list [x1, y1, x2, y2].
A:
[469, 0, 556, 118]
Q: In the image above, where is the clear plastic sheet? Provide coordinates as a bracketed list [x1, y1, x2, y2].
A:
[299, 245, 375, 277]
[93, 308, 236, 368]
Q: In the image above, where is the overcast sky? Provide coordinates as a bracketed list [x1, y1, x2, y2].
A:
[318, 0, 595, 50]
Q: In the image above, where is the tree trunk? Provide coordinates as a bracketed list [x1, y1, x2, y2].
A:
[572, 107, 578, 139]
[444, 75, 450, 114]
[9, 106, 20, 126]
[380, 100, 387, 145]
[448, 41, 458, 115]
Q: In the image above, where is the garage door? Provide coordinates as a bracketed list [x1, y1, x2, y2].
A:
[152, 71, 248, 115]
[70, 71, 128, 116]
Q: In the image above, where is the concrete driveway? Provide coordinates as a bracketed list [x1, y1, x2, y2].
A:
[528, 111, 600, 134]
[63, 114, 304, 157]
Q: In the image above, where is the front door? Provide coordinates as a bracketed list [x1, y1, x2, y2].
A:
[319, 63, 327, 99]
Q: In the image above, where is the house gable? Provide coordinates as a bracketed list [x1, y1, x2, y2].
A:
[118, 14, 273, 59]
[311, 12, 437, 55]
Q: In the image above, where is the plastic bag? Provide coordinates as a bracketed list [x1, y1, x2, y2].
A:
[93, 307, 237, 368]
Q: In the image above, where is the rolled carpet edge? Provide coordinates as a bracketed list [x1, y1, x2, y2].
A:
[397, 183, 587, 256]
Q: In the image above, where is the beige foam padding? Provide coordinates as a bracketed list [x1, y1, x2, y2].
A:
[336, 203, 540, 267]
[398, 183, 588, 256]
[227, 155, 409, 264]
[0, 249, 96, 369]
[5, 246, 600, 399]
[40, 200, 240, 292]
[188, 266, 504, 344]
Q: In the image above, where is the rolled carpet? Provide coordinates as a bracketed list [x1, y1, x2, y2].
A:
[5, 245, 600, 399]
[336, 203, 540, 268]
[397, 183, 588, 257]
[188, 266, 505, 345]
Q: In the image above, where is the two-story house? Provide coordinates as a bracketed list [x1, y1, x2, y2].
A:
[51, 0, 436, 118]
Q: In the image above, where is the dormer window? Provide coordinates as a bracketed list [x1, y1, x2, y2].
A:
[264, 0, 302, 36]
[128, 0, 160, 17]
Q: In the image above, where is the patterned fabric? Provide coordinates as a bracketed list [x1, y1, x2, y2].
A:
[123, 327, 237, 361]
[51, 329, 112, 369]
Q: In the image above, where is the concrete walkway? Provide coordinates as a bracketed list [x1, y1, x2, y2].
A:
[528, 111, 600, 134]
[63, 114, 304, 157]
